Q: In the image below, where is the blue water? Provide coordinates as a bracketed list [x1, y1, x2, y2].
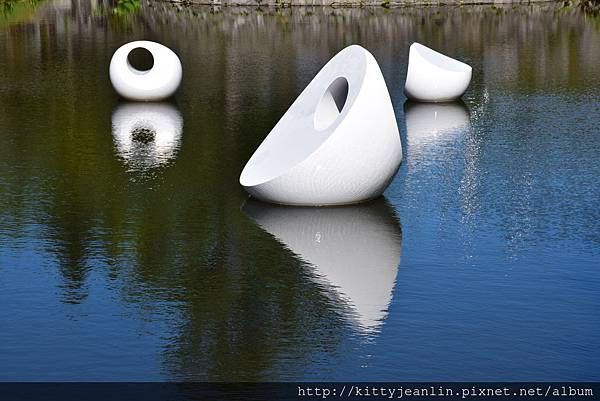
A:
[0, 1, 599, 381]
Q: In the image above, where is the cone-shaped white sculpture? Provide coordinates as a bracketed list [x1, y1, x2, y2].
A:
[404, 100, 470, 153]
[112, 103, 183, 171]
[240, 45, 402, 206]
[109, 41, 182, 101]
[243, 198, 401, 334]
[404, 43, 472, 102]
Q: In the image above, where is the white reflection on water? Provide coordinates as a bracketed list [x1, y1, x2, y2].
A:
[243, 198, 402, 335]
[112, 103, 183, 172]
[404, 100, 470, 159]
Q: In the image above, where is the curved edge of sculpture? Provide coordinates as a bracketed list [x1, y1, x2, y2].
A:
[239, 44, 403, 206]
[404, 42, 472, 103]
[109, 40, 182, 101]
[112, 102, 183, 171]
[242, 197, 402, 334]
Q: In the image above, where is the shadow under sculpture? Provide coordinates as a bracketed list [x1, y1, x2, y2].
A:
[243, 198, 402, 334]
[404, 43, 472, 102]
[112, 102, 183, 172]
[240, 45, 402, 206]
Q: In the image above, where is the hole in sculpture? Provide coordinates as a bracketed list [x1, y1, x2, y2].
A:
[127, 47, 154, 72]
[314, 77, 349, 131]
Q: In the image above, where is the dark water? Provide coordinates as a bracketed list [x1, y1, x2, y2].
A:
[1, 0, 599, 381]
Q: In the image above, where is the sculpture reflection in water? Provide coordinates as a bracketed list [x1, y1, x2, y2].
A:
[403, 100, 470, 159]
[112, 102, 183, 173]
[243, 198, 402, 335]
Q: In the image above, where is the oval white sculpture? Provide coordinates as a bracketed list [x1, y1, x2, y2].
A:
[404, 42, 472, 102]
[239, 45, 402, 206]
[112, 103, 183, 171]
[109, 41, 182, 101]
[243, 198, 401, 333]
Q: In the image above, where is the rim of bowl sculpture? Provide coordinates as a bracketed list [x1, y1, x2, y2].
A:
[239, 45, 369, 188]
[411, 42, 472, 74]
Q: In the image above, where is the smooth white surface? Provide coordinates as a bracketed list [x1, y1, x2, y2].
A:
[112, 103, 183, 171]
[404, 42, 472, 102]
[243, 199, 401, 334]
[109, 41, 182, 101]
[240, 45, 402, 206]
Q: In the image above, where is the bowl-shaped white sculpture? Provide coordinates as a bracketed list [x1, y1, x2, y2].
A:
[109, 41, 182, 101]
[404, 42, 472, 102]
[239, 45, 402, 206]
[112, 103, 183, 171]
[243, 198, 402, 334]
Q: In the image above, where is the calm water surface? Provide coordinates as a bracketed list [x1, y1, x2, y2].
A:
[1, 0, 599, 381]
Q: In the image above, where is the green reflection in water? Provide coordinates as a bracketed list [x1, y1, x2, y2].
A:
[0, 0, 42, 28]
[112, 0, 140, 16]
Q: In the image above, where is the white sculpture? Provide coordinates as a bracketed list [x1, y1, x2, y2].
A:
[404, 42, 472, 102]
[404, 101, 470, 154]
[109, 41, 182, 101]
[112, 103, 183, 171]
[243, 198, 401, 334]
[240, 45, 402, 206]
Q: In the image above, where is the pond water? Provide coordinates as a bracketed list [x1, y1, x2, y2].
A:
[1, 0, 599, 381]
